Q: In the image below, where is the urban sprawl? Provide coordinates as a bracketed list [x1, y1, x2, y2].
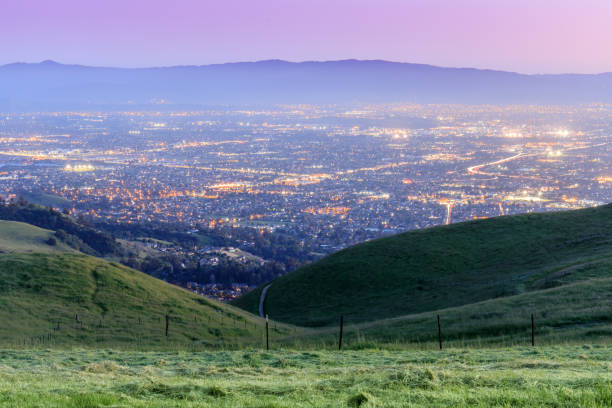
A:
[1, 104, 611, 299]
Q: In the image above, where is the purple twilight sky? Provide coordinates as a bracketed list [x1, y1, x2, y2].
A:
[2, 0, 612, 74]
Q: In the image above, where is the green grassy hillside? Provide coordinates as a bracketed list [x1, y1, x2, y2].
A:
[0, 252, 291, 348]
[16, 190, 72, 209]
[3, 206, 611, 349]
[277, 277, 611, 349]
[0, 220, 74, 253]
[234, 204, 612, 327]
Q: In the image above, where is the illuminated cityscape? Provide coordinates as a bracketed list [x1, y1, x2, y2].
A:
[1, 103, 611, 295]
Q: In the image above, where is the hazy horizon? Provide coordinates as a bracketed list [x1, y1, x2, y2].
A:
[5, 58, 612, 76]
[3, 0, 612, 74]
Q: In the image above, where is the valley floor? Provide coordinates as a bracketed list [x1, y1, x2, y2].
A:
[0, 346, 610, 407]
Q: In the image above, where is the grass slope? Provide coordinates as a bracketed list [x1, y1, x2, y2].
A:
[0, 252, 292, 348]
[281, 277, 612, 349]
[0, 347, 610, 407]
[0, 220, 74, 253]
[16, 190, 72, 209]
[234, 204, 612, 326]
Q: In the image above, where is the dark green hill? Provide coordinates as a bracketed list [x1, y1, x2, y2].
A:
[287, 277, 612, 348]
[0, 252, 287, 348]
[234, 204, 612, 327]
[16, 190, 72, 210]
[0, 200, 119, 256]
[0, 220, 74, 253]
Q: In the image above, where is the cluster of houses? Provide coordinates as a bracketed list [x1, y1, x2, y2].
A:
[185, 281, 250, 302]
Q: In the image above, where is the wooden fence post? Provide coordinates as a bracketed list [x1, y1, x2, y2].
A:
[531, 314, 535, 346]
[437, 315, 443, 350]
[265, 314, 269, 350]
[165, 314, 169, 337]
[338, 315, 344, 350]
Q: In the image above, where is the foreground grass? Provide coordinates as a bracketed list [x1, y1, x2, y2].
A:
[0, 346, 610, 407]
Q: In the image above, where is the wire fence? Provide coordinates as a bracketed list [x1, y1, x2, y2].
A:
[9, 309, 609, 351]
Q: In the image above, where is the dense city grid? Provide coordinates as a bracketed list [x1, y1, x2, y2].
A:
[1, 104, 611, 297]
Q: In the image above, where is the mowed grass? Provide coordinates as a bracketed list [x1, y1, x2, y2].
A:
[0, 220, 74, 253]
[0, 346, 610, 407]
[0, 252, 297, 348]
[235, 204, 612, 326]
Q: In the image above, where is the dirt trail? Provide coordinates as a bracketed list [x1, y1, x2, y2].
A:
[259, 284, 271, 317]
[533, 257, 612, 288]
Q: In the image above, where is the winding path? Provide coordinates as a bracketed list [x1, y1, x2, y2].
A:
[259, 284, 271, 317]
[532, 255, 612, 288]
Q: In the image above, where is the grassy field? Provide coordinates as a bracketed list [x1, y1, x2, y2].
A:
[0, 252, 297, 348]
[0, 215, 611, 406]
[0, 346, 610, 407]
[234, 204, 612, 327]
[0, 220, 74, 253]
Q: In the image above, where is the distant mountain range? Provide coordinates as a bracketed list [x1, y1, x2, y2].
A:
[1, 59, 612, 110]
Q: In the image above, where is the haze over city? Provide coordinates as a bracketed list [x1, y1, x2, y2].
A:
[1, 0, 611, 295]
[1, 0, 612, 297]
